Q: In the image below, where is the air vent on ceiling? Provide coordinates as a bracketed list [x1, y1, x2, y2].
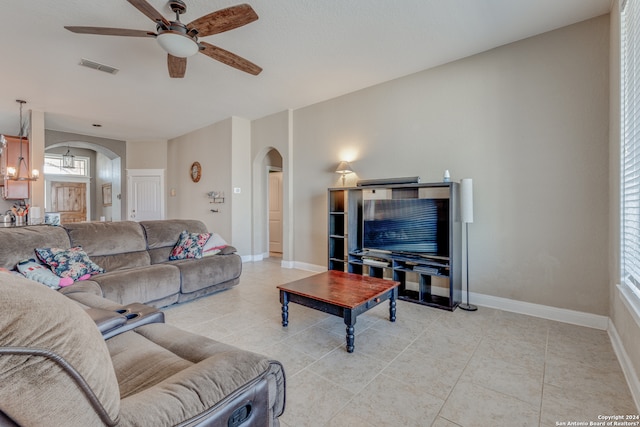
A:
[79, 58, 119, 75]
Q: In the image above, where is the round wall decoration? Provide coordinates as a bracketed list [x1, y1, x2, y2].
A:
[190, 162, 202, 182]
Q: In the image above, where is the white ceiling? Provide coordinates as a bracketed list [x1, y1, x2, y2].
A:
[0, 0, 612, 141]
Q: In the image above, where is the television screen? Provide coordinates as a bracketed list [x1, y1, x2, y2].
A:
[362, 198, 449, 256]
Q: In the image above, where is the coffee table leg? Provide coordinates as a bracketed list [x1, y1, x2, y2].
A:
[280, 291, 289, 327]
[344, 310, 355, 353]
[389, 288, 397, 322]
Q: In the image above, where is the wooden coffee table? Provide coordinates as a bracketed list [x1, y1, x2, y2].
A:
[277, 270, 400, 353]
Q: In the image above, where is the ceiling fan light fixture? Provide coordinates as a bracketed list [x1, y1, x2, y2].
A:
[157, 31, 199, 58]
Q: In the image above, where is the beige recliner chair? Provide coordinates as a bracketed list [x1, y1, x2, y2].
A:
[0, 274, 285, 427]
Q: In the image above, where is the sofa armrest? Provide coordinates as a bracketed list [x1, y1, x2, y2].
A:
[59, 280, 103, 297]
[102, 303, 165, 340]
[85, 308, 127, 335]
[85, 303, 164, 340]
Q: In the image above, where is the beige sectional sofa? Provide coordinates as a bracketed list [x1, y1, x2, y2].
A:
[0, 272, 285, 427]
[0, 219, 286, 426]
[0, 219, 242, 307]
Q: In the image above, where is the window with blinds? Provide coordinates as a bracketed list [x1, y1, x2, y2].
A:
[622, 0, 640, 299]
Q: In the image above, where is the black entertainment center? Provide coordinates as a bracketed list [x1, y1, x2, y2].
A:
[328, 182, 462, 310]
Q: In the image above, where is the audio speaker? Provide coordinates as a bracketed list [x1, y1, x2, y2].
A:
[356, 176, 420, 187]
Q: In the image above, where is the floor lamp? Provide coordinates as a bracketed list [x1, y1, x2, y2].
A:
[459, 178, 477, 311]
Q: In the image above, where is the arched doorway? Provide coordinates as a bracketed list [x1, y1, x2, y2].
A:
[253, 147, 285, 261]
[45, 139, 124, 222]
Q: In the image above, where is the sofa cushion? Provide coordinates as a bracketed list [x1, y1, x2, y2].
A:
[89, 251, 151, 272]
[0, 273, 120, 426]
[142, 219, 212, 264]
[64, 221, 150, 271]
[91, 264, 181, 306]
[169, 230, 211, 260]
[58, 279, 103, 297]
[113, 323, 276, 427]
[141, 219, 209, 249]
[169, 254, 242, 294]
[35, 246, 104, 280]
[0, 225, 70, 270]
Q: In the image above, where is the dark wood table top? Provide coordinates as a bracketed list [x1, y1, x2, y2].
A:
[277, 270, 400, 309]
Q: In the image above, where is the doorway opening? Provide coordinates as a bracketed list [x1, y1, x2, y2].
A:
[44, 140, 124, 223]
[253, 147, 284, 262]
[268, 168, 283, 258]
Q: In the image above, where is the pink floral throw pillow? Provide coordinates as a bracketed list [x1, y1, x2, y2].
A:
[35, 246, 104, 281]
[169, 230, 211, 260]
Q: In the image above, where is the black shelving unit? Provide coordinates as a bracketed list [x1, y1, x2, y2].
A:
[328, 189, 348, 271]
[327, 183, 462, 311]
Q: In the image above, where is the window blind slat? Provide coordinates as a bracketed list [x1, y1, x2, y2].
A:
[621, 0, 640, 296]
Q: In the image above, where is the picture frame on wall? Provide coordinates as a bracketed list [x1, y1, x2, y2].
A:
[102, 183, 112, 207]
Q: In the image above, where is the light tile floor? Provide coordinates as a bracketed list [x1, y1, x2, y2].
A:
[163, 258, 638, 427]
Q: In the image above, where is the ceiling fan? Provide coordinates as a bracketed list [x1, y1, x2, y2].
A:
[65, 0, 262, 78]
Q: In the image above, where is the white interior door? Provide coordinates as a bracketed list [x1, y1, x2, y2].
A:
[127, 169, 164, 221]
[268, 171, 283, 254]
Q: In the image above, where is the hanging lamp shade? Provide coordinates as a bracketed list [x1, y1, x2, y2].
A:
[62, 148, 75, 169]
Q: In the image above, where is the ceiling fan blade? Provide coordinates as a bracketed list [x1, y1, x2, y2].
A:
[168, 54, 187, 78]
[127, 0, 170, 27]
[188, 4, 258, 37]
[65, 26, 154, 37]
[199, 41, 262, 75]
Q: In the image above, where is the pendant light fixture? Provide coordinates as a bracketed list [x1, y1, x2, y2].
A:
[62, 146, 75, 169]
[2, 100, 39, 182]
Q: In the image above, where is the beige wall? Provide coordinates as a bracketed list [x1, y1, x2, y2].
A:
[167, 119, 234, 248]
[29, 110, 45, 213]
[288, 15, 610, 314]
[231, 117, 252, 256]
[95, 152, 119, 221]
[126, 140, 168, 170]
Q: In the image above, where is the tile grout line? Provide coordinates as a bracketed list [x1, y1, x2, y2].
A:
[538, 327, 550, 427]
[430, 314, 490, 427]
[324, 311, 445, 427]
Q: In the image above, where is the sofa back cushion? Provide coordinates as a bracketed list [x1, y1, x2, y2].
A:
[141, 219, 210, 264]
[0, 225, 70, 270]
[64, 221, 151, 271]
[0, 273, 121, 425]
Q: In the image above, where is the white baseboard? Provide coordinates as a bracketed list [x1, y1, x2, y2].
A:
[280, 259, 295, 269]
[271, 263, 608, 330]
[608, 319, 640, 411]
[241, 254, 263, 262]
[469, 291, 609, 330]
[289, 261, 326, 272]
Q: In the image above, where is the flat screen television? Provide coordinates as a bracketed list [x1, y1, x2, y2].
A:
[362, 198, 449, 258]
